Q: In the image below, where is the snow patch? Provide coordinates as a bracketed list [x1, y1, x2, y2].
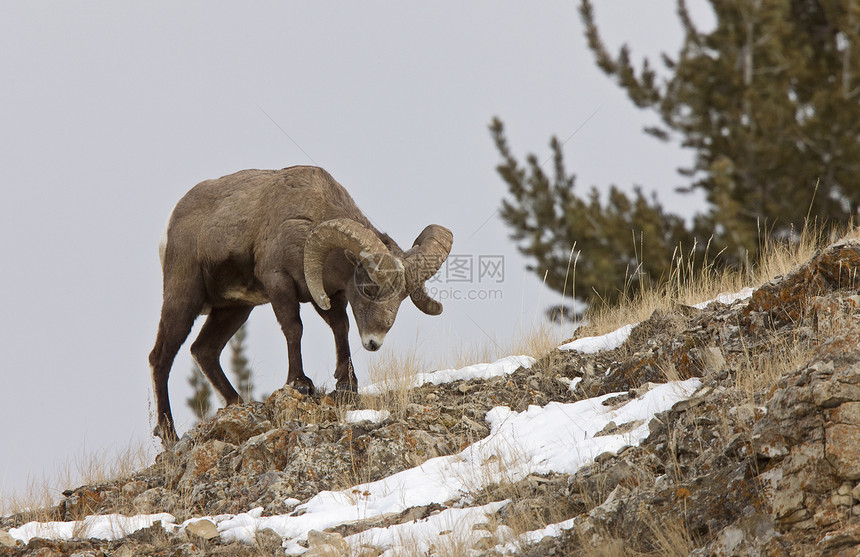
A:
[10, 513, 176, 544]
[494, 516, 578, 554]
[342, 501, 507, 557]
[359, 355, 535, 395]
[558, 324, 633, 354]
[692, 287, 754, 309]
[344, 409, 390, 424]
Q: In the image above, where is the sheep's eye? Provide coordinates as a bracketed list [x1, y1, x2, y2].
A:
[360, 283, 380, 299]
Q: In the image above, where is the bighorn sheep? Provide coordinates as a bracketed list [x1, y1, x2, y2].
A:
[149, 165, 453, 443]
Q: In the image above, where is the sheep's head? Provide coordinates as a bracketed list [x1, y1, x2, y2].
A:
[304, 218, 453, 351]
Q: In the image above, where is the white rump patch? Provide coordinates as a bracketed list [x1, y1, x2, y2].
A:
[158, 207, 175, 267]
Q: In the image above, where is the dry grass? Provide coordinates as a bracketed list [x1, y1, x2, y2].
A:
[1, 478, 58, 521]
[734, 330, 815, 405]
[506, 321, 564, 361]
[1, 439, 153, 521]
[580, 221, 838, 338]
[645, 516, 695, 557]
[360, 345, 425, 420]
[575, 517, 693, 557]
[576, 531, 631, 557]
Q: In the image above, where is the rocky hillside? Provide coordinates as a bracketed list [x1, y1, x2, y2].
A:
[3, 239, 860, 556]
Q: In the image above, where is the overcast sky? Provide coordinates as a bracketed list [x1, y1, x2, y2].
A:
[0, 2, 713, 503]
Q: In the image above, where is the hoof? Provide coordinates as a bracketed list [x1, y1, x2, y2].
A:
[333, 381, 358, 404]
[289, 380, 315, 396]
[335, 381, 358, 393]
[153, 424, 178, 449]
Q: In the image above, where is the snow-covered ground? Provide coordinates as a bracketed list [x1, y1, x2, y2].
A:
[358, 355, 536, 396]
[558, 323, 634, 354]
[9, 287, 754, 553]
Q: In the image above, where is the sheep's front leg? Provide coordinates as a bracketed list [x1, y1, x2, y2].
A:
[266, 275, 315, 395]
[313, 290, 357, 392]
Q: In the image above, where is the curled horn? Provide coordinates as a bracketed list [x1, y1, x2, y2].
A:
[405, 225, 453, 315]
[305, 218, 403, 310]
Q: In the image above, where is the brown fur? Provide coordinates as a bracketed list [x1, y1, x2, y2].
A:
[149, 166, 449, 444]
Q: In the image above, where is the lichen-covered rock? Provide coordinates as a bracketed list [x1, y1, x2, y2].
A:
[825, 423, 860, 480]
[264, 385, 324, 426]
[178, 439, 233, 490]
[695, 512, 777, 557]
[752, 347, 860, 538]
[200, 404, 272, 445]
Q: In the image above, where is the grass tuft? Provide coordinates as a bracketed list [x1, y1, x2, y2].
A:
[580, 221, 835, 338]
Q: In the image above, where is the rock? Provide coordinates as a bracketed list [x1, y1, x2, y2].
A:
[814, 505, 842, 527]
[255, 527, 283, 549]
[117, 480, 145, 501]
[817, 522, 860, 555]
[255, 470, 286, 490]
[184, 519, 219, 540]
[472, 534, 496, 551]
[832, 492, 854, 507]
[631, 382, 660, 397]
[752, 427, 789, 459]
[782, 441, 825, 476]
[825, 424, 860, 479]
[707, 513, 776, 557]
[771, 472, 806, 521]
[172, 432, 195, 458]
[113, 544, 135, 557]
[9, 239, 860, 557]
[59, 487, 108, 519]
[305, 529, 348, 556]
[728, 403, 756, 427]
[265, 386, 317, 425]
[0, 529, 18, 547]
[831, 401, 860, 425]
[233, 431, 277, 475]
[458, 382, 479, 394]
[203, 404, 272, 445]
[587, 484, 628, 522]
[813, 379, 860, 409]
[178, 439, 232, 489]
[132, 487, 166, 511]
[166, 542, 204, 556]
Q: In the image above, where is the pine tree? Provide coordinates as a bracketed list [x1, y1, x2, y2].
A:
[494, 0, 860, 307]
[230, 323, 254, 402]
[492, 119, 697, 308]
[186, 361, 212, 422]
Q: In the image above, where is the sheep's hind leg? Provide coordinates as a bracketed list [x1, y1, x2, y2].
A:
[190, 305, 253, 405]
[149, 296, 202, 445]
